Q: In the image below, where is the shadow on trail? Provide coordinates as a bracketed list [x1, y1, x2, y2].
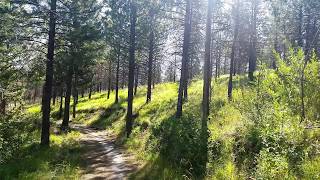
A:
[72, 124, 138, 180]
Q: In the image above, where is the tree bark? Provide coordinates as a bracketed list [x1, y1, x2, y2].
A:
[41, 0, 57, 146]
[52, 86, 56, 105]
[173, 54, 176, 82]
[115, 45, 120, 103]
[61, 65, 73, 130]
[126, 0, 137, 138]
[72, 94, 77, 119]
[33, 88, 37, 103]
[228, 1, 240, 101]
[0, 98, 6, 115]
[107, 60, 112, 99]
[297, 4, 303, 47]
[146, 10, 155, 103]
[304, 7, 312, 61]
[202, 0, 213, 121]
[72, 73, 78, 119]
[89, 85, 92, 99]
[248, 0, 258, 81]
[201, 0, 213, 175]
[58, 87, 63, 119]
[121, 67, 125, 89]
[176, 0, 192, 118]
[134, 64, 139, 96]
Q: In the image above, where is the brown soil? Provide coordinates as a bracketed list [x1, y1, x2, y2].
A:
[73, 124, 138, 180]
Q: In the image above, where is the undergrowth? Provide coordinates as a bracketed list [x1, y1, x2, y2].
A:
[1, 51, 320, 179]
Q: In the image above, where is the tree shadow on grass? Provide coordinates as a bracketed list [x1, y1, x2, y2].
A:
[129, 156, 185, 180]
[0, 140, 84, 179]
[215, 74, 251, 90]
[77, 93, 107, 104]
[130, 114, 208, 179]
[88, 102, 126, 130]
[76, 107, 107, 114]
[210, 97, 226, 115]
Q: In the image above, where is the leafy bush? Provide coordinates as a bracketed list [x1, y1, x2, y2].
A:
[301, 157, 320, 179]
[255, 150, 291, 179]
[233, 49, 320, 178]
[0, 114, 24, 163]
[150, 114, 206, 177]
[0, 105, 40, 164]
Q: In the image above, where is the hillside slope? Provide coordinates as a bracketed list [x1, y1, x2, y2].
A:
[1, 75, 320, 179]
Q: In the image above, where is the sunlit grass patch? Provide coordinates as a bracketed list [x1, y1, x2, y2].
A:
[26, 105, 41, 115]
[0, 130, 83, 179]
[13, 72, 319, 179]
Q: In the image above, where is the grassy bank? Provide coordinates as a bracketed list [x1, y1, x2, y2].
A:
[1, 73, 320, 179]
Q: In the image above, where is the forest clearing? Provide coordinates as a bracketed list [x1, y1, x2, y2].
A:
[1, 0, 320, 179]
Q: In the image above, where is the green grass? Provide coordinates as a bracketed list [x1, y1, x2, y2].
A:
[2, 74, 320, 179]
[0, 132, 83, 180]
[0, 101, 83, 179]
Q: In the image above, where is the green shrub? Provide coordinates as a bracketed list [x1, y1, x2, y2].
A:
[0, 114, 24, 163]
[150, 114, 206, 178]
[255, 150, 291, 179]
[233, 49, 320, 178]
[301, 156, 320, 179]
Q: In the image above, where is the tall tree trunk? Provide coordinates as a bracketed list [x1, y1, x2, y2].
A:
[300, 60, 307, 122]
[304, 8, 312, 61]
[134, 64, 139, 96]
[126, 0, 137, 138]
[146, 10, 155, 103]
[115, 46, 120, 103]
[297, 4, 303, 47]
[33, 88, 37, 103]
[58, 87, 63, 119]
[273, 33, 279, 69]
[248, 0, 258, 81]
[52, 86, 56, 105]
[228, 1, 240, 101]
[215, 39, 221, 80]
[41, 0, 57, 146]
[202, 0, 213, 124]
[224, 53, 227, 74]
[72, 73, 78, 119]
[201, 0, 213, 175]
[72, 94, 77, 119]
[61, 65, 73, 130]
[121, 67, 125, 89]
[0, 98, 6, 115]
[107, 60, 112, 99]
[176, 0, 192, 118]
[173, 54, 176, 82]
[233, 55, 237, 76]
[189, 57, 193, 81]
[301, 7, 314, 122]
[217, 49, 221, 78]
[89, 85, 92, 99]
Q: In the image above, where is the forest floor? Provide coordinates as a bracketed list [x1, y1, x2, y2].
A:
[72, 123, 139, 180]
[3, 76, 319, 179]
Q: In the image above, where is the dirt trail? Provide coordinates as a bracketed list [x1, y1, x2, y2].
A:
[73, 124, 138, 180]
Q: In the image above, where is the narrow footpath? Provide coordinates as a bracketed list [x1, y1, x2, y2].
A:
[73, 124, 138, 180]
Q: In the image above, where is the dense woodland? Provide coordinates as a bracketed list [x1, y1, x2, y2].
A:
[1, 0, 320, 179]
